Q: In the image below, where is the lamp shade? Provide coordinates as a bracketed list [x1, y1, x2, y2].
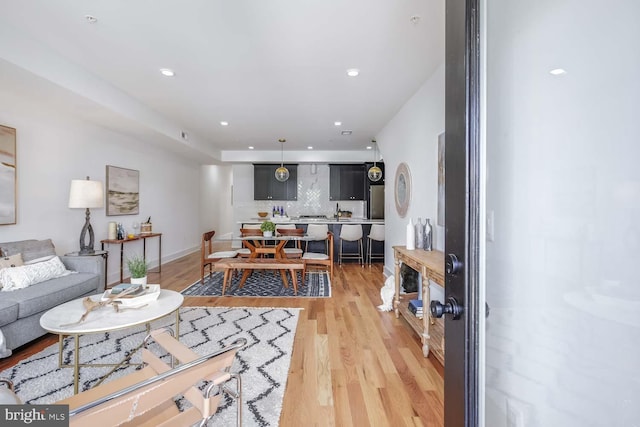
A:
[68, 179, 104, 209]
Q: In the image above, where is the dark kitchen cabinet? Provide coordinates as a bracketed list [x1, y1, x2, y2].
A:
[253, 164, 298, 200]
[329, 164, 365, 200]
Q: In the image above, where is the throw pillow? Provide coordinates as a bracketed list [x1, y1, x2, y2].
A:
[0, 256, 72, 292]
[0, 254, 23, 270]
[23, 255, 56, 265]
[0, 239, 56, 263]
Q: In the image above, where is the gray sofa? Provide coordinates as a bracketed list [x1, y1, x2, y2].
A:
[0, 239, 105, 354]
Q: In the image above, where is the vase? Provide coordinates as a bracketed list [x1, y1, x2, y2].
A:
[406, 218, 415, 250]
[130, 276, 147, 289]
[263, 231, 273, 237]
[415, 217, 424, 249]
[424, 218, 432, 251]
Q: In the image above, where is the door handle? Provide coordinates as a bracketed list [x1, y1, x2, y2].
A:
[430, 297, 463, 320]
[445, 253, 463, 275]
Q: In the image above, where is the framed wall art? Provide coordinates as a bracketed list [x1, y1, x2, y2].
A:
[394, 162, 411, 218]
[437, 132, 445, 226]
[0, 125, 17, 225]
[106, 165, 139, 216]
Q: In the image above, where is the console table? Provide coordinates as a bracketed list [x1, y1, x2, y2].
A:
[393, 246, 445, 364]
[101, 233, 162, 284]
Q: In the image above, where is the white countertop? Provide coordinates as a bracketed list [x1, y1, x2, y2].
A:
[239, 217, 384, 224]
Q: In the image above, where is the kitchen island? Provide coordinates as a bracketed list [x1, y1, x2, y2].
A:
[236, 217, 385, 263]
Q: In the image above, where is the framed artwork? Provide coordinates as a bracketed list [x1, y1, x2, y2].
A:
[437, 133, 445, 226]
[106, 165, 139, 216]
[394, 162, 411, 218]
[0, 125, 17, 225]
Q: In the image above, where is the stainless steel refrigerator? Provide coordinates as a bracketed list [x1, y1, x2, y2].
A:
[369, 185, 385, 219]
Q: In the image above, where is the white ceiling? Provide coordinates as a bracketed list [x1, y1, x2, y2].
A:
[0, 0, 444, 162]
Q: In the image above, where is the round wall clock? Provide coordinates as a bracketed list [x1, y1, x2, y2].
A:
[394, 162, 411, 217]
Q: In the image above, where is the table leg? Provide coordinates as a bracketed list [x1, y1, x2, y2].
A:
[238, 245, 258, 289]
[289, 269, 298, 295]
[173, 308, 180, 368]
[275, 241, 289, 287]
[222, 269, 231, 295]
[158, 235, 162, 273]
[74, 334, 80, 394]
[119, 243, 124, 283]
[394, 258, 401, 318]
[58, 334, 64, 368]
[421, 267, 431, 358]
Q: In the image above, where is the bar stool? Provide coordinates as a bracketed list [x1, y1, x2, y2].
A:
[305, 224, 330, 254]
[338, 224, 364, 265]
[366, 223, 385, 265]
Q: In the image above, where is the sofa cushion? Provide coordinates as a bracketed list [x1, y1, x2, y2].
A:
[0, 257, 71, 292]
[0, 239, 56, 262]
[8, 273, 100, 319]
[0, 254, 24, 270]
[0, 299, 19, 327]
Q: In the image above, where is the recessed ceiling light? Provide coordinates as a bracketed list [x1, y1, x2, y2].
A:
[341, 130, 353, 135]
[346, 69, 360, 77]
[366, 146, 372, 150]
[220, 121, 229, 126]
[248, 146, 254, 150]
[85, 15, 98, 23]
[160, 68, 175, 77]
[307, 146, 313, 150]
[334, 121, 342, 126]
[549, 68, 567, 76]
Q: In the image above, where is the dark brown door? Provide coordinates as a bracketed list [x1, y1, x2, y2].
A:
[430, 0, 481, 426]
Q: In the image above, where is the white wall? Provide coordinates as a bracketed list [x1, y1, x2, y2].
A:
[0, 107, 202, 285]
[376, 63, 445, 298]
[200, 164, 233, 237]
[484, 1, 640, 425]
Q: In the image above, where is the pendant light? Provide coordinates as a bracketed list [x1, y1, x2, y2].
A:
[275, 138, 290, 182]
[367, 139, 383, 182]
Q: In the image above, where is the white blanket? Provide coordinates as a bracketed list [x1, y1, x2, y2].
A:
[378, 275, 395, 312]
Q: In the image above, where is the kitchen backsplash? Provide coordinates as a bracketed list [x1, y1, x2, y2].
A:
[234, 164, 365, 220]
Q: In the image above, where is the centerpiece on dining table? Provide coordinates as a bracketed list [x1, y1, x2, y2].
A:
[260, 220, 276, 237]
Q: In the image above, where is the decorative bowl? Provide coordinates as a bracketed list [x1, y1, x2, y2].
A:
[258, 212, 269, 218]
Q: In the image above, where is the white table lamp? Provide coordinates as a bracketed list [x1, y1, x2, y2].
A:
[69, 176, 104, 254]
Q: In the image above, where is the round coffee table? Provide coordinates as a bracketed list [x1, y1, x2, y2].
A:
[40, 288, 183, 394]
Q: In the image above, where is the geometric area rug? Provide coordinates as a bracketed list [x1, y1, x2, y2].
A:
[0, 306, 300, 426]
[181, 270, 331, 298]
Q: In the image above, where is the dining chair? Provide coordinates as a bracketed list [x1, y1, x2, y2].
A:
[276, 225, 304, 258]
[366, 223, 385, 265]
[238, 227, 263, 258]
[302, 231, 334, 280]
[201, 230, 238, 284]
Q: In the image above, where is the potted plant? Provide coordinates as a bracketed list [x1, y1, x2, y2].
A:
[260, 220, 276, 237]
[126, 255, 148, 287]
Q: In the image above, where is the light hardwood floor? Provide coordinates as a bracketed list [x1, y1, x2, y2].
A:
[1, 252, 444, 426]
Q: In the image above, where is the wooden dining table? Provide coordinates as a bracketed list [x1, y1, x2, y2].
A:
[217, 233, 307, 290]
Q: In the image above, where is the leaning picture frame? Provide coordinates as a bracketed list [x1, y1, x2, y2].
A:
[0, 125, 17, 225]
[437, 132, 445, 226]
[106, 165, 139, 216]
